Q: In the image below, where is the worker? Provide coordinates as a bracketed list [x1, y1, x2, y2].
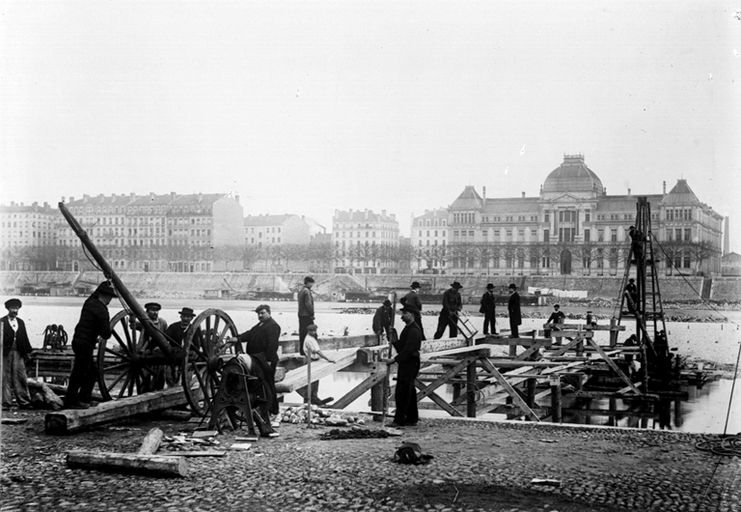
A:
[384, 306, 423, 428]
[479, 283, 497, 335]
[163, 307, 200, 386]
[433, 281, 463, 339]
[545, 304, 566, 345]
[65, 281, 116, 409]
[372, 299, 394, 343]
[507, 283, 522, 338]
[624, 278, 639, 313]
[400, 281, 425, 339]
[237, 304, 282, 415]
[2, 298, 33, 409]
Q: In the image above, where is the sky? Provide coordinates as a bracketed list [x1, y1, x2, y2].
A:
[2, 1, 740, 250]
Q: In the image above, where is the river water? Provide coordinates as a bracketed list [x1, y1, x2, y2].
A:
[12, 296, 741, 434]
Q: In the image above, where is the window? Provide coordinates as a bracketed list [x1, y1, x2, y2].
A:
[544, 212, 550, 222]
[684, 228, 691, 241]
[585, 210, 591, 222]
[584, 229, 590, 242]
[543, 229, 549, 242]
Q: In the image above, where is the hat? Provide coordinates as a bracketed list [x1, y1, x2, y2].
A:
[508, 283, 517, 290]
[450, 281, 463, 289]
[144, 302, 162, 311]
[383, 299, 392, 306]
[4, 298, 21, 309]
[629, 278, 635, 282]
[554, 304, 560, 309]
[400, 305, 415, 314]
[95, 281, 117, 297]
[255, 304, 271, 314]
[178, 307, 195, 317]
[410, 281, 421, 289]
[304, 276, 315, 284]
[486, 283, 494, 290]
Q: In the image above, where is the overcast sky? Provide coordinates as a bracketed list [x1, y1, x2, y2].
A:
[2, 1, 740, 250]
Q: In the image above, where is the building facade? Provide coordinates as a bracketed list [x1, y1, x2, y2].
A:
[410, 208, 448, 273]
[243, 214, 328, 272]
[447, 155, 723, 276]
[332, 209, 400, 274]
[0, 202, 57, 270]
[56, 192, 244, 272]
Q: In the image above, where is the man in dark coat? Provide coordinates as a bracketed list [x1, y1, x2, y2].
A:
[479, 283, 497, 335]
[372, 299, 393, 343]
[163, 307, 200, 387]
[384, 306, 422, 427]
[2, 298, 33, 408]
[237, 304, 281, 414]
[400, 281, 425, 339]
[65, 281, 116, 409]
[433, 281, 463, 339]
[507, 283, 522, 338]
[624, 278, 639, 313]
[545, 304, 566, 344]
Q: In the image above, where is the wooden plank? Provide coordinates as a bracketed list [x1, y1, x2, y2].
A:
[586, 337, 641, 394]
[66, 450, 187, 478]
[452, 364, 533, 406]
[415, 358, 473, 401]
[475, 361, 540, 421]
[331, 369, 387, 410]
[138, 428, 164, 454]
[413, 379, 464, 417]
[45, 387, 189, 435]
[421, 345, 494, 361]
[276, 348, 358, 393]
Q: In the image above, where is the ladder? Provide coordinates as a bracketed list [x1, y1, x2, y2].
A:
[456, 310, 479, 343]
[617, 197, 668, 359]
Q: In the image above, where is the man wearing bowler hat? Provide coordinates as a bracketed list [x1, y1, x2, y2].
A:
[164, 307, 200, 386]
[400, 281, 425, 340]
[433, 281, 463, 339]
[65, 281, 116, 409]
[507, 283, 522, 338]
[479, 283, 497, 335]
[2, 298, 33, 409]
[383, 305, 422, 427]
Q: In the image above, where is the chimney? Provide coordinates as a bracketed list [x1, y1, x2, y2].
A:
[628, 188, 631, 196]
[662, 181, 666, 194]
[235, 194, 240, 203]
[521, 191, 525, 198]
[483, 186, 486, 200]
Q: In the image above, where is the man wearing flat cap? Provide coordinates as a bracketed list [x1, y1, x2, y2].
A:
[235, 304, 281, 413]
[65, 281, 116, 409]
[507, 283, 522, 338]
[2, 298, 33, 409]
[433, 281, 463, 339]
[384, 306, 423, 427]
[400, 281, 425, 340]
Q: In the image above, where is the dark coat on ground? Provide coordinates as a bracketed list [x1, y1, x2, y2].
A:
[1, 316, 32, 357]
[508, 292, 522, 326]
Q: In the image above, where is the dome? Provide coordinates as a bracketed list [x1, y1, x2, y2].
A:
[542, 155, 604, 195]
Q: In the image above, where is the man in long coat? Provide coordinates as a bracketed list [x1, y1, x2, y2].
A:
[65, 281, 116, 409]
[237, 304, 280, 415]
[385, 306, 422, 427]
[479, 283, 497, 335]
[2, 298, 33, 408]
[400, 281, 425, 339]
[507, 283, 522, 338]
[433, 281, 463, 339]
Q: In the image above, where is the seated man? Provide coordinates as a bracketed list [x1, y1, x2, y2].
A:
[545, 304, 566, 345]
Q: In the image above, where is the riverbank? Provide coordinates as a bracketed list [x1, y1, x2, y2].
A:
[1, 409, 739, 511]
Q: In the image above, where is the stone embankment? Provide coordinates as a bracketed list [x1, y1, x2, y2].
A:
[1, 409, 739, 512]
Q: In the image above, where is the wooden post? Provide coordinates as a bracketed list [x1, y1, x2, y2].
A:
[576, 325, 584, 356]
[609, 397, 617, 426]
[509, 340, 517, 358]
[526, 378, 536, 409]
[609, 317, 618, 348]
[138, 428, 164, 455]
[66, 451, 187, 478]
[452, 382, 461, 402]
[306, 357, 312, 426]
[549, 374, 562, 423]
[466, 359, 476, 417]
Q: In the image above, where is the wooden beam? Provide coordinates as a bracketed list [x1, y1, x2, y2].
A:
[331, 369, 387, 410]
[66, 450, 187, 478]
[476, 359, 540, 421]
[275, 348, 358, 393]
[413, 379, 464, 417]
[415, 358, 473, 401]
[45, 387, 189, 435]
[586, 337, 641, 394]
[138, 428, 164, 455]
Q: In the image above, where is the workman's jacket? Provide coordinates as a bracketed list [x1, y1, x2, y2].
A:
[1, 315, 32, 357]
[400, 290, 422, 314]
[479, 292, 496, 314]
[392, 322, 423, 365]
[165, 322, 202, 347]
[440, 288, 462, 313]
[546, 311, 565, 325]
[297, 286, 314, 318]
[372, 306, 393, 335]
[508, 292, 522, 326]
[71, 294, 112, 348]
[238, 317, 281, 371]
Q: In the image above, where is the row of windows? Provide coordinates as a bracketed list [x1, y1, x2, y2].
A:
[416, 230, 446, 237]
[666, 208, 693, 221]
[414, 218, 447, 227]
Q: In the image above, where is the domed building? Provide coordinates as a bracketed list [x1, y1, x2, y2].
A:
[438, 154, 723, 277]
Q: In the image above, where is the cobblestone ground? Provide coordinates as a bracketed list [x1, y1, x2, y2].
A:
[1, 410, 739, 512]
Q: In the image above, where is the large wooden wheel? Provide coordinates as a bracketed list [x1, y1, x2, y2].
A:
[182, 308, 241, 416]
[97, 310, 165, 401]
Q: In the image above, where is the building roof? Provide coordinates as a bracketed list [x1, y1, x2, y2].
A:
[333, 209, 397, 223]
[661, 179, 701, 206]
[450, 186, 484, 210]
[483, 197, 540, 214]
[542, 154, 604, 194]
[413, 208, 448, 221]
